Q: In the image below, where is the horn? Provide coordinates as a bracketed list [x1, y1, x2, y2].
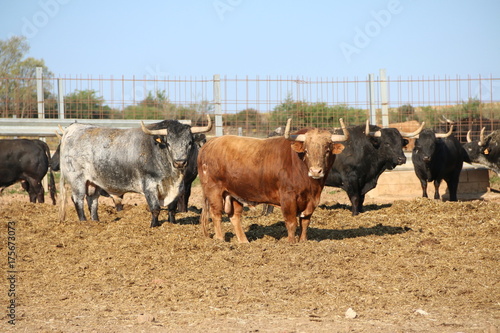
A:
[365, 119, 381, 137]
[191, 114, 213, 134]
[141, 121, 168, 136]
[284, 118, 305, 142]
[435, 125, 454, 138]
[58, 124, 65, 134]
[399, 122, 425, 138]
[440, 115, 454, 124]
[331, 118, 349, 141]
[466, 130, 472, 143]
[478, 127, 486, 146]
[54, 131, 62, 140]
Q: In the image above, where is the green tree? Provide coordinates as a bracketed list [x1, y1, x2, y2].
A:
[0, 35, 54, 118]
[124, 90, 211, 122]
[64, 89, 111, 119]
[397, 104, 415, 121]
[270, 96, 367, 129]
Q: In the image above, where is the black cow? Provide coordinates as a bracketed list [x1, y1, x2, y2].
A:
[324, 121, 421, 215]
[412, 126, 464, 201]
[0, 139, 56, 204]
[463, 128, 500, 174]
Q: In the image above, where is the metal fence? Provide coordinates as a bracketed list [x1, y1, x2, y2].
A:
[1, 71, 499, 140]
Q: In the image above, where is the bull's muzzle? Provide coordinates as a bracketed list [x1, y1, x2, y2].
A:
[174, 160, 187, 169]
[423, 156, 431, 163]
[397, 156, 407, 165]
[308, 167, 324, 179]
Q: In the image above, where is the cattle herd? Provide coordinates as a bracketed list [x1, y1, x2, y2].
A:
[1, 117, 499, 243]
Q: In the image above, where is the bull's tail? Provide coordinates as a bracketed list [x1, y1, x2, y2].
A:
[59, 171, 67, 222]
[40, 140, 58, 205]
[48, 169, 56, 205]
[200, 193, 210, 237]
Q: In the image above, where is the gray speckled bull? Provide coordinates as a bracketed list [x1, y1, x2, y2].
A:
[59, 116, 212, 227]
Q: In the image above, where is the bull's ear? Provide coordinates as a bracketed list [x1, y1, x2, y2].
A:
[331, 143, 344, 154]
[194, 133, 206, 144]
[369, 136, 381, 148]
[291, 141, 305, 153]
[153, 135, 167, 148]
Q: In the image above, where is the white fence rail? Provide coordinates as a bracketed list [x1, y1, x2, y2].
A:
[0, 118, 190, 137]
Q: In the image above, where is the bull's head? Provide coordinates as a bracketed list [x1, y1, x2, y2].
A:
[465, 127, 491, 160]
[285, 118, 347, 179]
[140, 115, 212, 136]
[413, 126, 454, 163]
[140, 115, 213, 169]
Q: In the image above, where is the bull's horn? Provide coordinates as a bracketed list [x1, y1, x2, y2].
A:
[478, 127, 486, 146]
[435, 125, 454, 138]
[191, 114, 213, 134]
[141, 121, 168, 136]
[331, 118, 349, 141]
[440, 115, 454, 124]
[58, 124, 65, 134]
[54, 130, 62, 140]
[284, 118, 305, 142]
[399, 122, 425, 138]
[365, 119, 381, 137]
[466, 130, 472, 143]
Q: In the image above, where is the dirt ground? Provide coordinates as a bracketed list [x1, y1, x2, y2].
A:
[1, 182, 499, 333]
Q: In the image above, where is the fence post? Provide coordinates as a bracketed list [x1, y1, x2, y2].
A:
[36, 67, 45, 119]
[213, 74, 223, 136]
[58, 79, 65, 119]
[380, 68, 389, 128]
[368, 73, 376, 125]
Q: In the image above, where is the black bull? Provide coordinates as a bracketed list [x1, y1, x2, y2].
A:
[59, 117, 212, 227]
[412, 127, 465, 201]
[324, 122, 422, 215]
[0, 139, 56, 204]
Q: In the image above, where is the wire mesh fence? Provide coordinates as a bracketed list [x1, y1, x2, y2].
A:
[1, 73, 499, 141]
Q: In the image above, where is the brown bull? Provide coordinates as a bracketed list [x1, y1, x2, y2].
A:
[197, 119, 347, 243]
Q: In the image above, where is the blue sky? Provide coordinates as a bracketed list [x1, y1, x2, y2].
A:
[1, 0, 499, 79]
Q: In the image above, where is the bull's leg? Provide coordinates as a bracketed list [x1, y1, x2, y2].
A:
[446, 176, 459, 201]
[144, 191, 161, 227]
[35, 181, 45, 203]
[419, 179, 428, 198]
[348, 193, 361, 216]
[23, 181, 36, 203]
[281, 207, 298, 243]
[167, 199, 177, 224]
[86, 187, 100, 221]
[25, 178, 44, 203]
[201, 186, 225, 240]
[210, 194, 234, 241]
[176, 183, 189, 213]
[228, 200, 249, 243]
[262, 204, 275, 216]
[433, 179, 441, 200]
[71, 192, 87, 221]
[358, 194, 366, 214]
[298, 215, 311, 242]
[113, 194, 124, 212]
